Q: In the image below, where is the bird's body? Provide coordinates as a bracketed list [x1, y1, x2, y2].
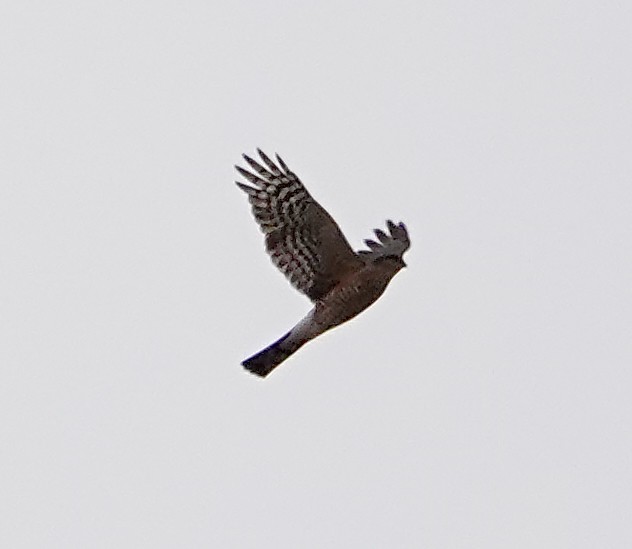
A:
[236, 150, 410, 377]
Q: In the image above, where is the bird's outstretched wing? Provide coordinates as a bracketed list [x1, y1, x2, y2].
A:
[358, 221, 411, 261]
[236, 149, 363, 302]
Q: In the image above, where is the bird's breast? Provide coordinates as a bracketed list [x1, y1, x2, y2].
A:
[313, 270, 391, 330]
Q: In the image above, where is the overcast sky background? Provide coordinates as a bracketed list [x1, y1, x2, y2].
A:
[2, 1, 631, 547]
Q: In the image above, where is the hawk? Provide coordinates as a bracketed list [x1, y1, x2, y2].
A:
[236, 149, 410, 377]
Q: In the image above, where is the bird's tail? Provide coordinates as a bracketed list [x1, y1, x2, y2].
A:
[241, 331, 305, 377]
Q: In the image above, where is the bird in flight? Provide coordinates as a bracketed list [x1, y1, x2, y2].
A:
[236, 149, 410, 377]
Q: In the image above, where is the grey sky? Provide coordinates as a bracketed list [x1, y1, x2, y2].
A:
[1, 1, 631, 547]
